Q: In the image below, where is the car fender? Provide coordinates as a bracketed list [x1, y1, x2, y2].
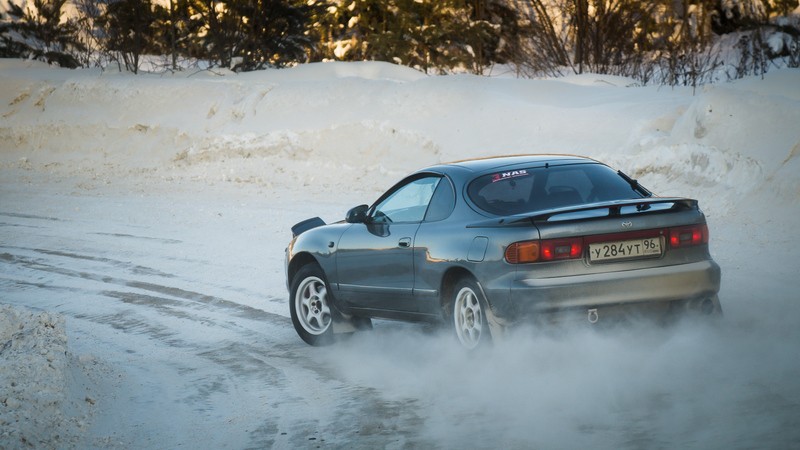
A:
[286, 221, 350, 290]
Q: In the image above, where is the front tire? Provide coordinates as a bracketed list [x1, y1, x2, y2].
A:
[451, 279, 491, 350]
[290, 264, 334, 346]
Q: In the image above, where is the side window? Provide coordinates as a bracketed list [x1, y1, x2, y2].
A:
[424, 177, 455, 222]
[371, 176, 441, 223]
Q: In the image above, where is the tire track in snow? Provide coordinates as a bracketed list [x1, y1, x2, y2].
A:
[0, 248, 286, 325]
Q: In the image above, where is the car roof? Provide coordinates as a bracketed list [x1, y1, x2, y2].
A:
[421, 154, 597, 176]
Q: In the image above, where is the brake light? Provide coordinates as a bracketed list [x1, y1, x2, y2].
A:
[505, 238, 583, 264]
[541, 238, 583, 261]
[669, 224, 709, 248]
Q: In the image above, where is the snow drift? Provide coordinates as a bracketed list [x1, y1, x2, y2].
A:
[2, 60, 798, 208]
[0, 305, 92, 448]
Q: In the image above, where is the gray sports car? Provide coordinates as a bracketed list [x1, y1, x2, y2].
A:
[285, 155, 721, 349]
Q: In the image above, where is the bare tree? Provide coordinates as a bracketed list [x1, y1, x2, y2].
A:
[96, 0, 159, 73]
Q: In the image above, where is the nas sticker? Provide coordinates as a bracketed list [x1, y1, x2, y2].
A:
[491, 169, 530, 183]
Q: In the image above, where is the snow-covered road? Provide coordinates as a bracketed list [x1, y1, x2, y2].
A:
[2, 168, 799, 449]
[1, 173, 422, 448]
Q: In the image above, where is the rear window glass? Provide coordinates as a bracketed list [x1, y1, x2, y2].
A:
[467, 163, 646, 216]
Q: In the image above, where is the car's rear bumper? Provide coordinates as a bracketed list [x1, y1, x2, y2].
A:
[502, 259, 721, 318]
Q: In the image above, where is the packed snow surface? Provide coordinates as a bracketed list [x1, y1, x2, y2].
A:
[1, 59, 799, 448]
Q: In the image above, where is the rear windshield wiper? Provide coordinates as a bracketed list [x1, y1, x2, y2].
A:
[618, 170, 653, 197]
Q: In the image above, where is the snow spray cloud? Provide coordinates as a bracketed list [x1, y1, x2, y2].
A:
[322, 293, 800, 449]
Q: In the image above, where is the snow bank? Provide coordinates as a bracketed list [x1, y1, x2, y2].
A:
[0, 305, 91, 448]
[2, 61, 797, 210]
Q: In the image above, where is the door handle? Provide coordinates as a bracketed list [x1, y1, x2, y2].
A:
[398, 237, 412, 248]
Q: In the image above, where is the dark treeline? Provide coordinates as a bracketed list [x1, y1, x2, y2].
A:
[1, 0, 798, 85]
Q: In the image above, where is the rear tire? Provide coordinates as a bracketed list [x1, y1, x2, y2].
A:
[290, 264, 334, 346]
[451, 278, 491, 350]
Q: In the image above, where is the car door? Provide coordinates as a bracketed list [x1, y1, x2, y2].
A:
[336, 175, 442, 313]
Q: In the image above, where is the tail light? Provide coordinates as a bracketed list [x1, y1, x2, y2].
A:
[541, 238, 583, 260]
[506, 238, 583, 264]
[505, 241, 540, 264]
[669, 224, 709, 248]
[506, 223, 709, 264]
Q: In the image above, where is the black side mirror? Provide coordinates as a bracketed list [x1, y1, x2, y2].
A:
[345, 204, 369, 223]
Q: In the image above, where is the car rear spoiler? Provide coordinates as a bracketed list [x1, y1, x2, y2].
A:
[467, 197, 698, 228]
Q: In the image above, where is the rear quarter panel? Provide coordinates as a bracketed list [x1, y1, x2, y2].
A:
[413, 219, 544, 315]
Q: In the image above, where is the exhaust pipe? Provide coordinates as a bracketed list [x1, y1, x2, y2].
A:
[701, 298, 715, 315]
[587, 308, 599, 324]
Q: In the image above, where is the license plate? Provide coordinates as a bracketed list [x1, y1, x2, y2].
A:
[589, 237, 662, 262]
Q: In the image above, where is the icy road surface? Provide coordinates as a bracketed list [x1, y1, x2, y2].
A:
[2, 170, 799, 449]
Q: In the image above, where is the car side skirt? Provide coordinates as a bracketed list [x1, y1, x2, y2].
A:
[344, 307, 442, 323]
